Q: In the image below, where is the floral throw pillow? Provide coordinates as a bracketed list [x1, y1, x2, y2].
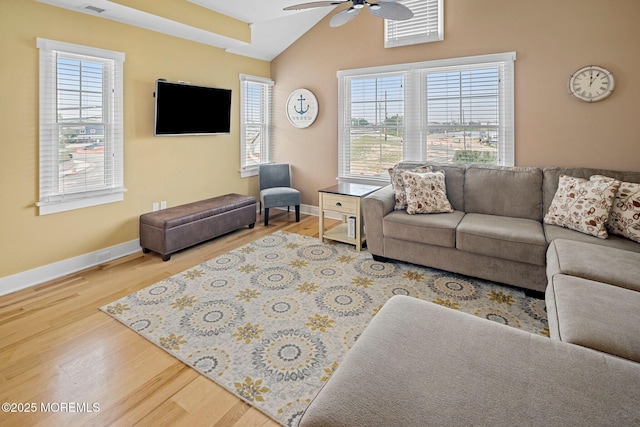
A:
[389, 164, 432, 210]
[399, 170, 454, 215]
[544, 174, 620, 239]
[592, 176, 640, 243]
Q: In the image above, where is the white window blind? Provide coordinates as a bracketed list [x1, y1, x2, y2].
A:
[425, 62, 514, 165]
[338, 72, 406, 180]
[37, 38, 125, 215]
[385, 0, 443, 48]
[239, 74, 274, 178]
[337, 52, 515, 184]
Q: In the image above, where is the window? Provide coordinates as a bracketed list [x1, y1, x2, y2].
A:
[385, 0, 443, 48]
[340, 73, 406, 178]
[337, 52, 515, 184]
[239, 74, 274, 178]
[37, 38, 125, 215]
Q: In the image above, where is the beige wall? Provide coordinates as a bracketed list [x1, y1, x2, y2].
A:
[0, 0, 269, 279]
[271, 0, 640, 207]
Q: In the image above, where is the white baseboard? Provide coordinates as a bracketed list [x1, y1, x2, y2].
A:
[0, 204, 338, 298]
[0, 239, 141, 297]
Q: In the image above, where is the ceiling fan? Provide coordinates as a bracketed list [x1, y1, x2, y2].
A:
[284, 0, 414, 27]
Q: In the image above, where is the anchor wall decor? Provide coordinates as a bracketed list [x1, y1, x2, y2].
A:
[286, 88, 319, 129]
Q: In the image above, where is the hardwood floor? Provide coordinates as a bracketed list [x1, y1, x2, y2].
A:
[0, 212, 338, 427]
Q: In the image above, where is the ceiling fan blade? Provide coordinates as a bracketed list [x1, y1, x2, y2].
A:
[284, 1, 347, 11]
[330, 7, 361, 27]
[369, 1, 414, 20]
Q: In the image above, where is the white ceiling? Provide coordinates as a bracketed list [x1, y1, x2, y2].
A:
[190, 0, 335, 60]
[37, 0, 336, 61]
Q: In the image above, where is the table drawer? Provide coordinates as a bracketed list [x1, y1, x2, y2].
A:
[322, 194, 357, 214]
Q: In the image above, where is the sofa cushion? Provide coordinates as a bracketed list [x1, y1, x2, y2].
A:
[391, 162, 466, 211]
[464, 165, 543, 221]
[543, 223, 640, 253]
[300, 295, 640, 427]
[456, 213, 547, 266]
[400, 170, 454, 214]
[546, 274, 640, 363]
[384, 210, 465, 248]
[389, 164, 432, 210]
[543, 174, 620, 239]
[546, 239, 640, 292]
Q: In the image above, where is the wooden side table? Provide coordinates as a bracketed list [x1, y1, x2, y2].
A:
[318, 183, 381, 252]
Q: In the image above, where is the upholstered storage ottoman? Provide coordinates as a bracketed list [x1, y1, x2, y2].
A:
[140, 193, 256, 261]
[299, 296, 640, 427]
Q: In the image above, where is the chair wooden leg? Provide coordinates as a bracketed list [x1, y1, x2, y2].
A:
[295, 205, 300, 222]
[264, 208, 269, 226]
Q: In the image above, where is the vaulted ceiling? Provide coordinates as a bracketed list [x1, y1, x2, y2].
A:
[36, 0, 336, 61]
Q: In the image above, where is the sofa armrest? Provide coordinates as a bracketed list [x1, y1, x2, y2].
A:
[363, 185, 394, 257]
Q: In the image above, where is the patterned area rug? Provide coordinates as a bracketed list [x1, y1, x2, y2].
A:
[102, 231, 548, 426]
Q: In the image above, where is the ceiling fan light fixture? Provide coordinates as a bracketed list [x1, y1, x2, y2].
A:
[285, 0, 414, 26]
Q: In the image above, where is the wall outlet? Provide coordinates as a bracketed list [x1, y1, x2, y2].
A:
[152, 202, 159, 211]
[160, 201, 167, 210]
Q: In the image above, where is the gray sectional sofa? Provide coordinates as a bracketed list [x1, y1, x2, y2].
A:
[362, 162, 640, 292]
[299, 294, 640, 427]
[299, 163, 640, 426]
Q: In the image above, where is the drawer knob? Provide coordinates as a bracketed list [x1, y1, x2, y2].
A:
[335, 202, 342, 207]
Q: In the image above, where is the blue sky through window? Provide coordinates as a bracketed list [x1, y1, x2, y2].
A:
[57, 56, 104, 123]
[427, 67, 499, 126]
[350, 74, 404, 126]
[349, 68, 499, 127]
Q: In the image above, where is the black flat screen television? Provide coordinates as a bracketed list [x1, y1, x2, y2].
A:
[154, 80, 232, 136]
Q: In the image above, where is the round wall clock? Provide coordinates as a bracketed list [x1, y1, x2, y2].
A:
[286, 88, 319, 128]
[568, 65, 615, 102]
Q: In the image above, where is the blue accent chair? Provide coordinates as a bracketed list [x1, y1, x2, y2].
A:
[259, 163, 301, 226]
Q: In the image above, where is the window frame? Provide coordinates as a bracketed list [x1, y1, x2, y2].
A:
[37, 38, 125, 215]
[337, 52, 516, 185]
[384, 0, 444, 48]
[239, 74, 274, 178]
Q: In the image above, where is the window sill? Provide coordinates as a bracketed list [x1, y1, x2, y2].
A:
[240, 167, 258, 178]
[37, 190, 126, 215]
